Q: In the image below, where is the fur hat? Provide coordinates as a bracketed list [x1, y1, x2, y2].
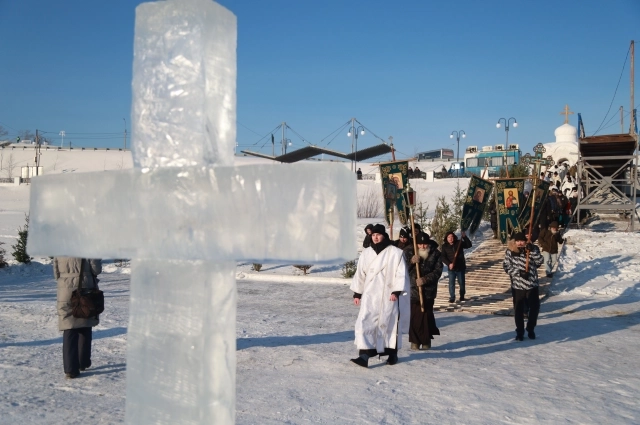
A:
[415, 232, 430, 244]
[549, 221, 559, 228]
[399, 227, 411, 239]
[512, 232, 527, 241]
[371, 224, 386, 235]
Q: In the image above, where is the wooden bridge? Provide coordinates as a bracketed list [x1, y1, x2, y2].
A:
[434, 235, 551, 316]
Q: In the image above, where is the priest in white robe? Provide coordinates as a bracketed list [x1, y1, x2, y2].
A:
[350, 224, 410, 368]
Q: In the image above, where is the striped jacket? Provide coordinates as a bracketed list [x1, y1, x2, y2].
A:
[503, 241, 544, 290]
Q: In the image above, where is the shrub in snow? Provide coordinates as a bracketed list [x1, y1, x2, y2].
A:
[293, 265, 312, 275]
[252, 263, 262, 272]
[342, 260, 357, 278]
[12, 214, 31, 264]
[357, 187, 382, 218]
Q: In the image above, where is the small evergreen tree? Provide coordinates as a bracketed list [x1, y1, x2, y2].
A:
[12, 214, 31, 264]
[0, 241, 8, 268]
[342, 260, 357, 278]
[252, 263, 262, 272]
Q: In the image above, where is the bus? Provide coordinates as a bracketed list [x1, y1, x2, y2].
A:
[416, 148, 455, 161]
[463, 144, 521, 177]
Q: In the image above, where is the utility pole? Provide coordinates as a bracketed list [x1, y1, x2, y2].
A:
[123, 118, 128, 150]
[631, 40, 635, 135]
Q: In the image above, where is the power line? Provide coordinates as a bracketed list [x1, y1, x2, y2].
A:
[593, 45, 631, 135]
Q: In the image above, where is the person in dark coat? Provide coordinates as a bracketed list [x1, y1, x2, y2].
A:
[489, 200, 498, 239]
[54, 257, 102, 379]
[356, 168, 363, 180]
[404, 232, 443, 350]
[362, 223, 374, 248]
[440, 231, 472, 303]
[538, 221, 564, 277]
[503, 232, 544, 341]
[392, 227, 412, 250]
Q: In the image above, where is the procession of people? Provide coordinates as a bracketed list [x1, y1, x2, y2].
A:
[350, 169, 570, 368]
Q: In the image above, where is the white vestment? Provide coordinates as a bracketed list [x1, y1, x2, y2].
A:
[351, 245, 410, 352]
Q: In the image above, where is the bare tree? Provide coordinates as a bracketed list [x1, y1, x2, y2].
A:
[0, 125, 8, 139]
[357, 186, 382, 218]
[5, 154, 15, 178]
[18, 130, 35, 142]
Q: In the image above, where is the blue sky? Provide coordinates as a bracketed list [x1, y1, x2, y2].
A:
[0, 0, 638, 159]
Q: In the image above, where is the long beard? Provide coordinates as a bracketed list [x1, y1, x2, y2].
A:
[418, 247, 429, 259]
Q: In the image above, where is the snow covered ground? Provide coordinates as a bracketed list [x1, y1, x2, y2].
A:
[1, 158, 640, 424]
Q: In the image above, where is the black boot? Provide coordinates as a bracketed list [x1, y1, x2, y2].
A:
[386, 351, 398, 365]
[350, 353, 369, 368]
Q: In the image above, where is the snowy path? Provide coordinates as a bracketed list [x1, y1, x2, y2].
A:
[2, 235, 640, 424]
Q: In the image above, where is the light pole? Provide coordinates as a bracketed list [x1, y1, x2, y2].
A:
[496, 117, 517, 173]
[284, 138, 292, 154]
[59, 130, 65, 148]
[496, 117, 517, 146]
[123, 118, 128, 150]
[449, 130, 466, 177]
[347, 118, 365, 172]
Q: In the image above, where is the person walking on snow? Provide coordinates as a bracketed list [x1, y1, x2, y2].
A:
[441, 231, 472, 303]
[404, 232, 443, 350]
[538, 221, 564, 277]
[362, 223, 374, 249]
[503, 232, 544, 341]
[350, 224, 410, 368]
[54, 257, 103, 379]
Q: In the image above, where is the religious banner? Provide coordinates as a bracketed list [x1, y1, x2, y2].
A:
[379, 160, 409, 226]
[495, 178, 525, 243]
[518, 179, 551, 234]
[460, 175, 494, 236]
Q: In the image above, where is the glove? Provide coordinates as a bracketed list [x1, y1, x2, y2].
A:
[411, 255, 420, 264]
[416, 276, 427, 286]
[519, 270, 530, 280]
[526, 243, 534, 251]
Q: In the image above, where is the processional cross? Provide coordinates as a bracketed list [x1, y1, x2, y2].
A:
[27, 1, 355, 424]
[520, 143, 554, 270]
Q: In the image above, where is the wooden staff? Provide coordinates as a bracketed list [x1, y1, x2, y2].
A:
[451, 231, 464, 267]
[524, 179, 538, 272]
[388, 208, 394, 241]
[408, 205, 424, 312]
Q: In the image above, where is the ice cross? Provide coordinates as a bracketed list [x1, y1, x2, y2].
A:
[26, 1, 355, 424]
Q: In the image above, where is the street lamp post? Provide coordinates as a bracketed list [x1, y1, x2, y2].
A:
[347, 118, 365, 172]
[59, 130, 65, 148]
[496, 117, 517, 146]
[496, 117, 518, 173]
[449, 130, 466, 177]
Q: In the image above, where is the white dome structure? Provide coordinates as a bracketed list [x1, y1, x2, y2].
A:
[543, 105, 579, 168]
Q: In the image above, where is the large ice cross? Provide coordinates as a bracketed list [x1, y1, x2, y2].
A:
[26, 1, 355, 424]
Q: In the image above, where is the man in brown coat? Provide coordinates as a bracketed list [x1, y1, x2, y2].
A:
[54, 257, 102, 379]
[538, 222, 564, 278]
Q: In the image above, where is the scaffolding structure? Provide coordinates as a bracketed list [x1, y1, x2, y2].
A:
[575, 131, 639, 230]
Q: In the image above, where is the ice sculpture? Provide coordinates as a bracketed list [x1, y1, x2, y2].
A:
[26, 1, 356, 424]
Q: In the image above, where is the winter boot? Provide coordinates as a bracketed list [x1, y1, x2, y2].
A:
[528, 330, 536, 340]
[350, 355, 369, 368]
[410, 343, 419, 350]
[386, 351, 398, 365]
[420, 340, 432, 350]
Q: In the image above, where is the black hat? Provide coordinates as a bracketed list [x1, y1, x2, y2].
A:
[513, 232, 527, 241]
[416, 232, 430, 244]
[549, 221, 559, 228]
[399, 227, 410, 238]
[371, 224, 386, 235]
